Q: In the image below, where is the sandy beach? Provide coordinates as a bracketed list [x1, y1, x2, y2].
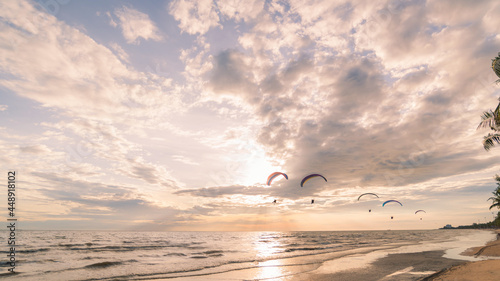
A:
[288, 230, 500, 281]
[422, 231, 500, 281]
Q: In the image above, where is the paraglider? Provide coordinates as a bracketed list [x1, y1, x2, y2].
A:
[300, 174, 326, 206]
[357, 193, 379, 201]
[415, 210, 426, 220]
[267, 172, 288, 186]
[300, 174, 327, 187]
[383, 200, 402, 220]
[358, 193, 379, 213]
[382, 200, 403, 207]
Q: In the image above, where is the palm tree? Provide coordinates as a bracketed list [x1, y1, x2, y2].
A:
[477, 100, 500, 151]
[477, 52, 500, 150]
[488, 175, 500, 210]
[481, 53, 500, 216]
[493, 52, 500, 84]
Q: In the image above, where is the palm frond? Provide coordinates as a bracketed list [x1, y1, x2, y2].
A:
[489, 202, 500, 210]
[493, 53, 500, 79]
[477, 110, 498, 130]
[483, 133, 500, 151]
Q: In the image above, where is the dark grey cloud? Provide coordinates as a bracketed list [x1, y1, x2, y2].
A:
[29, 172, 197, 230]
[174, 185, 262, 197]
[18, 145, 50, 154]
[208, 49, 260, 104]
[281, 55, 314, 83]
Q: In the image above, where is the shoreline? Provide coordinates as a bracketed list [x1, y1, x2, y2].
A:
[421, 229, 500, 281]
[146, 229, 497, 281]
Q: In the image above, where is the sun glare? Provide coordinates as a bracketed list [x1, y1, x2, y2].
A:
[238, 150, 282, 186]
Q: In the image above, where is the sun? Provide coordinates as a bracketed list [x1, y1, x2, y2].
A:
[232, 142, 282, 186]
[240, 154, 282, 186]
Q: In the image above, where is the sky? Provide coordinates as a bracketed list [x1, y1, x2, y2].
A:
[1, 0, 500, 231]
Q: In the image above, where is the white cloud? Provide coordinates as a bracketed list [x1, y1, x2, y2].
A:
[218, 0, 264, 22]
[113, 6, 163, 44]
[105, 11, 118, 27]
[169, 0, 220, 35]
[172, 155, 200, 166]
[0, 105, 7, 111]
[0, 1, 182, 122]
[108, 42, 130, 63]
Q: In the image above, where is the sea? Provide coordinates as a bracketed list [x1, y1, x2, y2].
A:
[0, 229, 496, 280]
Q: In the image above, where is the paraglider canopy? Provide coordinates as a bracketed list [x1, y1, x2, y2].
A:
[267, 172, 288, 186]
[415, 210, 426, 214]
[382, 200, 402, 207]
[357, 193, 379, 201]
[300, 174, 327, 187]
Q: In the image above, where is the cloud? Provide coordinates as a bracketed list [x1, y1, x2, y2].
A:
[113, 6, 163, 44]
[200, 0, 500, 200]
[172, 155, 200, 166]
[169, 0, 221, 35]
[208, 49, 259, 102]
[108, 42, 130, 63]
[217, 0, 264, 22]
[18, 144, 51, 154]
[175, 185, 261, 197]
[0, 105, 7, 111]
[25, 172, 190, 230]
[2, 0, 500, 231]
[0, 0, 185, 123]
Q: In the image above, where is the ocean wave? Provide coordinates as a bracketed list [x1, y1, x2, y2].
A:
[164, 253, 187, 257]
[17, 248, 51, 254]
[201, 250, 224, 255]
[190, 256, 208, 259]
[284, 247, 325, 252]
[84, 261, 123, 268]
[189, 251, 225, 258]
[85, 259, 138, 269]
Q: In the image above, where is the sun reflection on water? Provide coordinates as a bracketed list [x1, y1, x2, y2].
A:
[257, 259, 285, 280]
[253, 233, 286, 280]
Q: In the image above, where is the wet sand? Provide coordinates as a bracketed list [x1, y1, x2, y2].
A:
[156, 250, 466, 281]
[148, 230, 498, 281]
[422, 231, 500, 281]
[290, 250, 466, 281]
